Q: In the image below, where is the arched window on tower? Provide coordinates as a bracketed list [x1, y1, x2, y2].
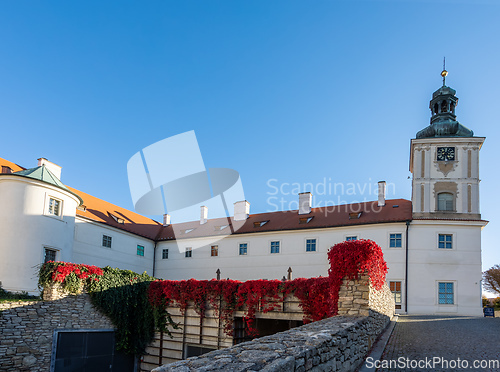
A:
[441, 100, 448, 113]
[437, 192, 454, 211]
[450, 102, 455, 114]
[434, 103, 439, 114]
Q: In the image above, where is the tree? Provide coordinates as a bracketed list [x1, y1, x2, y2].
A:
[483, 264, 500, 295]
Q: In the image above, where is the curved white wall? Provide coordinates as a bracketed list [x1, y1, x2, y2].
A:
[0, 177, 79, 294]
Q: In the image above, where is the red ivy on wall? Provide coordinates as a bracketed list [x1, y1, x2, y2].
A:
[40, 239, 387, 339]
[327, 239, 388, 315]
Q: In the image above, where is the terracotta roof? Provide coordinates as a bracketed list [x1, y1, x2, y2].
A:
[68, 186, 163, 240]
[156, 199, 412, 241]
[0, 157, 25, 173]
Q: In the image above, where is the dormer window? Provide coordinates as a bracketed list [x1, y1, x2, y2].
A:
[349, 212, 362, 220]
[1, 166, 12, 174]
[184, 228, 195, 234]
[299, 217, 313, 224]
[437, 192, 454, 211]
[254, 221, 268, 228]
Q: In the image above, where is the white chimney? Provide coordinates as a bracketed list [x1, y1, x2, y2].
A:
[38, 158, 62, 180]
[378, 181, 386, 207]
[200, 206, 208, 224]
[234, 201, 250, 221]
[163, 214, 171, 226]
[298, 192, 312, 215]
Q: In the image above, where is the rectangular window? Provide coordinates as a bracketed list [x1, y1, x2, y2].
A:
[438, 234, 453, 249]
[102, 235, 112, 248]
[270, 241, 280, 254]
[390, 233, 402, 248]
[185, 247, 192, 258]
[389, 281, 402, 303]
[239, 243, 247, 256]
[162, 249, 169, 259]
[306, 239, 316, 252]
[48, 198, 61, 216]
[137, 245, 144, 256]
[346, 236, 357, 241]
[438, 282, 454, 304]
[44, 248, 57, 263]
[211, 245, 218, 257]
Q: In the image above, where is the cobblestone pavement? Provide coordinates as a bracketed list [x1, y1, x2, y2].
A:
[374, 315, 500, 372]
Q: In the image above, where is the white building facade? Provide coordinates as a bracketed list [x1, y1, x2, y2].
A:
[0, 75, 487, 316]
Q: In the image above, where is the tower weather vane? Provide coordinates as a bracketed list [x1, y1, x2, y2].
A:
[441, 57, 448, 86]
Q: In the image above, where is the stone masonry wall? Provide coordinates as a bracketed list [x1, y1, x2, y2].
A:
[152, 278, 395, 372]
[0, 292, 113, 371]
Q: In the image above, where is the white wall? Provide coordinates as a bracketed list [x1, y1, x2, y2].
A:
[0, 177, 79, 293]
[155, 220, 483, 316]
[72, 217, 154, 275]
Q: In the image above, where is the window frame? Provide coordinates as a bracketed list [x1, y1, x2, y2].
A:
[389, 280, 403, 304]
[388, 232, 403, 249]
[43, 247, 58, 263]
[238, 243, 248, 256]
[270, 240, 280, 254]
[102, 234, 112, 248]
[437, 192, 455, 212]
[437, 233, 454, 250]
[45, 194, 63, 219]
[210, 245, 219, 257]
[137, 245, 145, 257]
[185, 247, 193, 258]
[162, 248, 169, 260]
[345, 235, 357, 242]
[305, 238, 317, 252]
[437, 281, 455, 305]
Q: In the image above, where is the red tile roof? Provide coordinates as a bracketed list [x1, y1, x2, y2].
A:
[156, 199, 413, 241]
[68, 186, 163, 240]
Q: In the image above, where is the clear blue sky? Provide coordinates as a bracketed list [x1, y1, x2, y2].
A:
[1, 1, 499, 273]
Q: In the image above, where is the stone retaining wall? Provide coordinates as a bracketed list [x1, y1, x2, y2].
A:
[152, 277, 395, 372]
[0, 294, 113, 371]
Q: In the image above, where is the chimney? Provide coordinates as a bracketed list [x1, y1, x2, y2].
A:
[163, 214, 171, 226]
[234, 201, 250, 221]
[200, 206, 208, 224]
[298, 192, 312, 215]
[38, 158, 62, 180]
[378, 181, 386, 207]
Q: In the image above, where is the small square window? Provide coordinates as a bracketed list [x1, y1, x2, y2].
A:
[162, 249, 169, 259]
[239, 243, 247, 256]
[390, 233, 402, 248]
[44, 248, 57, 263]
[306, 239, 316, 252]
[438, 234, 453, 249]
[185, 247, 192, 258]
[270, 241, 280, 254]
[211, 245, 218, 257]
[389, 281, 402, 303]
[346, 236, 357, 241]
[438, 282, 454, 304]
[137, 245, 144, 256]
[48, 198, 61, 216]
[102, 235, 112, 248]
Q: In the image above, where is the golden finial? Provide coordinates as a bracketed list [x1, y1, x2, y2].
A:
[441, 57, 448, 86]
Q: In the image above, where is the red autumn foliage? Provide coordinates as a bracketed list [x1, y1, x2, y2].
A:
[327, 239, 388, 315]
[48, 261, 103, 283]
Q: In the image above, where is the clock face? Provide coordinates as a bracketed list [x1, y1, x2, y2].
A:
[437, 147, 455, 161]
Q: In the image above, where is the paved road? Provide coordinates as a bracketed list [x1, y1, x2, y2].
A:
[374, 315, 500, 372]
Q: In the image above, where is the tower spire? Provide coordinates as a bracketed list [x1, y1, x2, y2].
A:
[441, 57, 448, 86]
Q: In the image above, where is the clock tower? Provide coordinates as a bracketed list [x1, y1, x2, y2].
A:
[410, 70, 484, 219]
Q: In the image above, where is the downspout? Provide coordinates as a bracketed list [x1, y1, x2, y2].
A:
[152, 241, 157, 277]
[405, 220, 411, 314]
